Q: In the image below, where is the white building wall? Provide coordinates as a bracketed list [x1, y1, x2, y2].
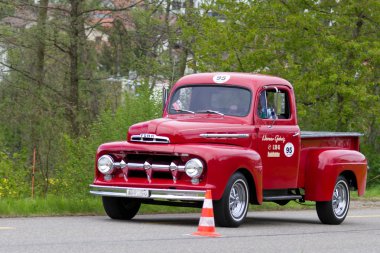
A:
[0, 45, 9, 81]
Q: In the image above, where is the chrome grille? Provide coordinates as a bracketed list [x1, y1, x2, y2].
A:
[112, 156, 185, 183]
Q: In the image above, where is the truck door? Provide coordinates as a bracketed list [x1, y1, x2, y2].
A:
[255, 86, 301, 189]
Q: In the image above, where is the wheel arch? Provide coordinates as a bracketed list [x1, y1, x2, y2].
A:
[340, 170, 358, 190]
[186, 144, 263, 203]
[304, 149, 367, 201]
[236, 168, 259, 205]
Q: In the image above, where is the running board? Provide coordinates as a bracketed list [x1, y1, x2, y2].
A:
[263, 195, 303, 202]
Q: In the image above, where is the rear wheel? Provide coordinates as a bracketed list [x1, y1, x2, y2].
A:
[214, 172, 249, 227]
[316, 176, 350, 225]
[102, 196, 141, 220]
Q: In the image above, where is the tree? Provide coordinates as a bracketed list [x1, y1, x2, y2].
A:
[180, 0, 380, 183]
[0, 0, 143, 197]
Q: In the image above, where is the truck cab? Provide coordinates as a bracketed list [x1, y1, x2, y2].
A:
[90, 73, 367, 227]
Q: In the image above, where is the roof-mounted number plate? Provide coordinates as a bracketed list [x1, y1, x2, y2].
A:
[126, 189, 150, 198]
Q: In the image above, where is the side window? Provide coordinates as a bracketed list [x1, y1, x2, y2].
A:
[171, 87, 192, 111]
[258, 89, 290, 119]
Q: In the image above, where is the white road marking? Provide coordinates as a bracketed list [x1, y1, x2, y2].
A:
[348, 215, 380, 218]
[0, 227, 15, 230]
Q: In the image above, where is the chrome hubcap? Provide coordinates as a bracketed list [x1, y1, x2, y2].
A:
[229, 179, 248, 221]
[332, 181, 349, 218]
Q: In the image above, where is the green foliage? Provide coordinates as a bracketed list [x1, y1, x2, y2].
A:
[0, 1, 14, 19]
[0, 0, 379, 207]
[50, 86, 161, 197]
[183, 0, 380, 185]
[100, 4, 176, 81]
[0, 196, 104, 217]
[362, 185, 380, 200]
[0, 150, 29, 198]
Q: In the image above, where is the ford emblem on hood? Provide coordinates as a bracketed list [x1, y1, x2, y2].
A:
[131, 134, 170, 144]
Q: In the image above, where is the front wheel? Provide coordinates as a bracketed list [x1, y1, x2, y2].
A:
[102, 196, 141, 220]
[214, 172, 249, 227]
[316, 176, 350, 225]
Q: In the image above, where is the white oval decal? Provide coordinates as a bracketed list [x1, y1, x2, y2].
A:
[213, 74, 230, 84]
[284, 142, 294, 157]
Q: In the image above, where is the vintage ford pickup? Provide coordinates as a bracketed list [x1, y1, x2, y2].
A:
[90, 73, 367, 227]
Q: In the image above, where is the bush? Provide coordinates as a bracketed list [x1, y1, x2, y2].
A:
[51, 86, 161, 197]
[362, 145, 380, 187]
[0, 150, 29, 198]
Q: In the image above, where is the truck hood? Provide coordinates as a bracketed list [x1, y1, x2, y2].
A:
[127, 117, 253, 147]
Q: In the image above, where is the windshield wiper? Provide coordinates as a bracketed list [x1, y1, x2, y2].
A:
[175, 109, 195, 114]
[196, 110, 224, 116]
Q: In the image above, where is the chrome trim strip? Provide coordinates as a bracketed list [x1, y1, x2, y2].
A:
[126, 162, 143, 169]
[301, 131, 363, 139]
[89, 185, 205, 201]
[200, 133, 250, 138]
[130, 134, 170, 144]
[117, 162, 185, 172]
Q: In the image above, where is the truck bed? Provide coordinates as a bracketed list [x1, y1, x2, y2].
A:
[301, 131, 362, 151]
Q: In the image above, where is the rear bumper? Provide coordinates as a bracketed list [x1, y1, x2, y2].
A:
[89, 184, 205, 201]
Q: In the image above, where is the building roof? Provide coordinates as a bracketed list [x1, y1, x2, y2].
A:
[0, 8, 37, 29]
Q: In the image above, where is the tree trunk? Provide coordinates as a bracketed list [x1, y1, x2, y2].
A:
[35, 0, 48, 87]
[175, 0, 194, 81]
[68, 0, 81, 136]
[164, 0, 174, 84]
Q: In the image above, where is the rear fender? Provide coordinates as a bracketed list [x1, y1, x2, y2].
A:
[304, 149, 367, 201]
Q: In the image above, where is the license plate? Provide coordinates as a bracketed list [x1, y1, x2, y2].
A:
[140, 134, 155, 139]
[126, 189, 150, 198]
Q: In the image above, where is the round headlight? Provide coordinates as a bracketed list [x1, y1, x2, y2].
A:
[97, 155, 114, 175]
[185, 158, 203, 178]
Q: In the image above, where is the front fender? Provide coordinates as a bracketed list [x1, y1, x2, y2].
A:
[173, 144, 263, 203]
[304, 149, 367, 201]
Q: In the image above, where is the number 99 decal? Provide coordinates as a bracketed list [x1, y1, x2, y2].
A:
[284, 142, 294, 157]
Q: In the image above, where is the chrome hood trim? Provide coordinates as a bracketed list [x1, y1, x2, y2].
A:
[200, 133, 250, 139]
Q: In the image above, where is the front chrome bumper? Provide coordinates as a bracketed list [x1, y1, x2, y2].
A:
[89, 184, 205, 201]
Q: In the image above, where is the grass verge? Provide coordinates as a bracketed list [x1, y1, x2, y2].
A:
[0, 186, 379, 217]
[0, 196, 313, 217]
[0, 196, 104, 217]
[353, 186, 380, 201]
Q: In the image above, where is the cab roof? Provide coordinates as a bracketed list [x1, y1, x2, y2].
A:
[174, 72, 293, 90]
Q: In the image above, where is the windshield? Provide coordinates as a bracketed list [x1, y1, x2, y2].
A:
[168, 85, 252, 117]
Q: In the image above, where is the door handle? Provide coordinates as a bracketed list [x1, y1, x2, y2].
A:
[293, 132, 300, 137]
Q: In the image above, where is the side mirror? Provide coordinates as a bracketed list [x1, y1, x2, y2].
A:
[273, 92, 280, 115]
[273, 91, 285, 115]
[162, 86, 169, 112]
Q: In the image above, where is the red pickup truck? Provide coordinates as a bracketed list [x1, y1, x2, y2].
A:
[90, 73, 367, 227]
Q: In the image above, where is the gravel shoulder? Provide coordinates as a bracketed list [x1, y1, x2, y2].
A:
[351, 199, 380, 209]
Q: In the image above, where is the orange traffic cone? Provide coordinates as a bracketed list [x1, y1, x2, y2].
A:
[192, 190, 221, 237]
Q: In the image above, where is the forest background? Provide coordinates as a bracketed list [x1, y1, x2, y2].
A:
[0, 0, 378, 209]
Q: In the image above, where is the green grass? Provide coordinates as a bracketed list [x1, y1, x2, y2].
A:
[0, 186, 379, 217]
[0, 196, 104, 217]
[0, 196, 313, 217]
[353, 185, 380, 201]
[0, 196, 204, 217]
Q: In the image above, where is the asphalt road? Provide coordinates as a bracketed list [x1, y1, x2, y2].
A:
[1, 207, 380, 253]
